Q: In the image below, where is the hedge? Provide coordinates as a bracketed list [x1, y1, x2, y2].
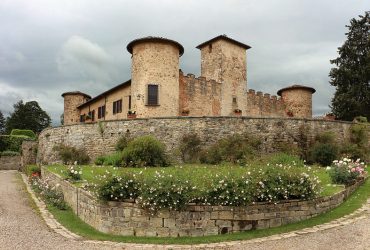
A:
[0, 135, 35, 152]
[10, 129, 36, 139]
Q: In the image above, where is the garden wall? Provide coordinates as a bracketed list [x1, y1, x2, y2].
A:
[41, 166, 364, 237]
[37, 116, 355, 164]
[0, 156, 21, 170]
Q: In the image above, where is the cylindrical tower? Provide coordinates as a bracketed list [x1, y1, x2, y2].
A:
[127, 37, 184, 118]
[61, 91, 91, 125]
[277, 85, 316, 118]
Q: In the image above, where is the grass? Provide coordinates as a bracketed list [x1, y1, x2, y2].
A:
[46, 177, 370, 244]
[46, 162, 344, 197]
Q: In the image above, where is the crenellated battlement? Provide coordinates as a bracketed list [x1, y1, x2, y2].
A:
[179, 71, 222, 116]
[246, 89, 286, 117]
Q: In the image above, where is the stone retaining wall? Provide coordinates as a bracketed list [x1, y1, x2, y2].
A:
[37, 117, 355, 164]
[0, 156, 21, 170]
[41, 166, 364, 237]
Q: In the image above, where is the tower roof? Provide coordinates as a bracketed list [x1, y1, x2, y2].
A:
[61, 91, 91, 99]
[196, 35, 251, 50]
[277, 84, 316, 96]
[126, 36, 184, 56]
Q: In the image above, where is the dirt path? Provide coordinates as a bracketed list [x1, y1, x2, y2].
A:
[0, 170, 369, 250]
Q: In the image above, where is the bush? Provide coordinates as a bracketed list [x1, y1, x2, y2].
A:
[66, 165, 82, 181]
[115, 133, 132, 151]
[94, 156, 105, 166]
[98, 174, 139, 202]
[0, 150, 20, 156]
[104, 152, 123, 167]
[0, 135, 32, 152]
[200, 134, 261, 164]
[329, 157, 367, 185]
[53, 144, 90, 165]
[309, 143, 339, 166]
[121, 136, 169, 167]
[138, 172, 193, 211]
[179, 133, 202, 163]
[30, 176, 67, 210]
[10, 129, 36, 139]
[315, 131, 335, 144]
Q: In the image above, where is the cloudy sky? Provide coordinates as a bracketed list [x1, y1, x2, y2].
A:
[0, 0, 368, 124]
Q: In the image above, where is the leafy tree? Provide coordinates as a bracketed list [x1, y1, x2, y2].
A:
[0, 110, 5, 135]
[5, 100, 51, 134]
[329, 12, 370, 121]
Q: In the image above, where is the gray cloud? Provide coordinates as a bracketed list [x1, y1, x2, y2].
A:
[0, 0, 368, 124]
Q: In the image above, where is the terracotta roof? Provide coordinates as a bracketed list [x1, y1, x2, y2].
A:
[196, 35, 251, 50]
[77, 80, 131, 109]
[61, 91, 91, 99]
[277, 85, 316, 96]
[126, 36, 184, 56]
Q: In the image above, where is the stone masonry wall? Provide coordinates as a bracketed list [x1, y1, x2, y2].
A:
[0, 156, 21, 170]
[21, 141, 38, 170]
[42, 166, 365, 237]
[37, 117, 354, 165]
[246, 89, 286, 117]
[179, 72, 222, 116]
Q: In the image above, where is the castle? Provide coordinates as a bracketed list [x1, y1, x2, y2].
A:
[62, 35, 316, 125]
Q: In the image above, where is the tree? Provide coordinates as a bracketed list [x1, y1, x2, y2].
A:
[5, 100, 51, 134]
[0, 110, 5, 135]
[329, 11, 370, 121]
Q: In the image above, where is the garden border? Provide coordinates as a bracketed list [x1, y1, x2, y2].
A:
[41, 166, 365, 238]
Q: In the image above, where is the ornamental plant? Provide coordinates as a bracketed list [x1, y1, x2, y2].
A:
[329, 157, 367, 185]
[66, 165, 82, 181]
[30, 176, 67, 210]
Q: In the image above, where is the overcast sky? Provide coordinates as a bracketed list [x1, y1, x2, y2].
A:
[0, 0, 368, 124]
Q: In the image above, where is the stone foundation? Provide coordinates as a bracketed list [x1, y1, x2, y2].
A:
[41, 166, 364, 237]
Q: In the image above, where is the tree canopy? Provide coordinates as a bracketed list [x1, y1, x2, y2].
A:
[0, 110, 5, 135]
[329, 12, 370, 121]
[5, 100, 51, 134]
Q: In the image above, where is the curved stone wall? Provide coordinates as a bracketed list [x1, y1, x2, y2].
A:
[42, 167, 365, 237]
[37, 117, 354, 164]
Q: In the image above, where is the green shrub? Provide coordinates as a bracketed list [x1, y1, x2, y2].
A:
[0, 150, 20, 156]
[0, 135, 32, 152]
[30, 176, 67, 210]
[103, 152, 123, 167]
[115, 133, 132, 151]
[98, 174, 139, 202]
[200, 134, 261, 164]
[138, 172, 193, 211]
[94, 156, 105, 166]
[66, 165, 82, 181]
[10, 129, 36, 139]
[179, 133, 202, 163]
[309, 143, 339, 166]
[121, 136, 169, 167]
[329, 157, 366, 185]
[53, 144, 90, 165]
[25, 165, 41, 176]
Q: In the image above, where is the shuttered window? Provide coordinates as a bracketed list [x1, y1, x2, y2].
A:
[98, 105, 105, 119]
[113, 99, 122, 114]
[147, 85, 158, 105]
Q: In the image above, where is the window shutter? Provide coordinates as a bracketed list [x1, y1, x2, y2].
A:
[148, 85, 158, 105]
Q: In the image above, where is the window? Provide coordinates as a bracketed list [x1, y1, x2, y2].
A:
[88, 110, 95, 121]
[128, 95, 132, 110]
[80, 114, 85, 123]
[98, 105, 106, 119]
[113, 99, 122, 114]
[147, 84, 158, 105]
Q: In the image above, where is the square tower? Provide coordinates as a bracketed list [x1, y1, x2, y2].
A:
[196, 35, 251, 116]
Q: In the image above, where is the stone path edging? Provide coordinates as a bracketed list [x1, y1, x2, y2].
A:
[21, 173, 370, 249]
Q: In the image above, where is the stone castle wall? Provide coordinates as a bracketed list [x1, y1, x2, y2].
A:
[0, 156, 21, 170]
[37, 117, 353, 165]
[246, 89, 286, 117]
[42, 166, 364, 237]
[179, 72, 222, 116]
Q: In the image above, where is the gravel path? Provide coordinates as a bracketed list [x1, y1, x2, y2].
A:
[0, 170, 369, 250]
